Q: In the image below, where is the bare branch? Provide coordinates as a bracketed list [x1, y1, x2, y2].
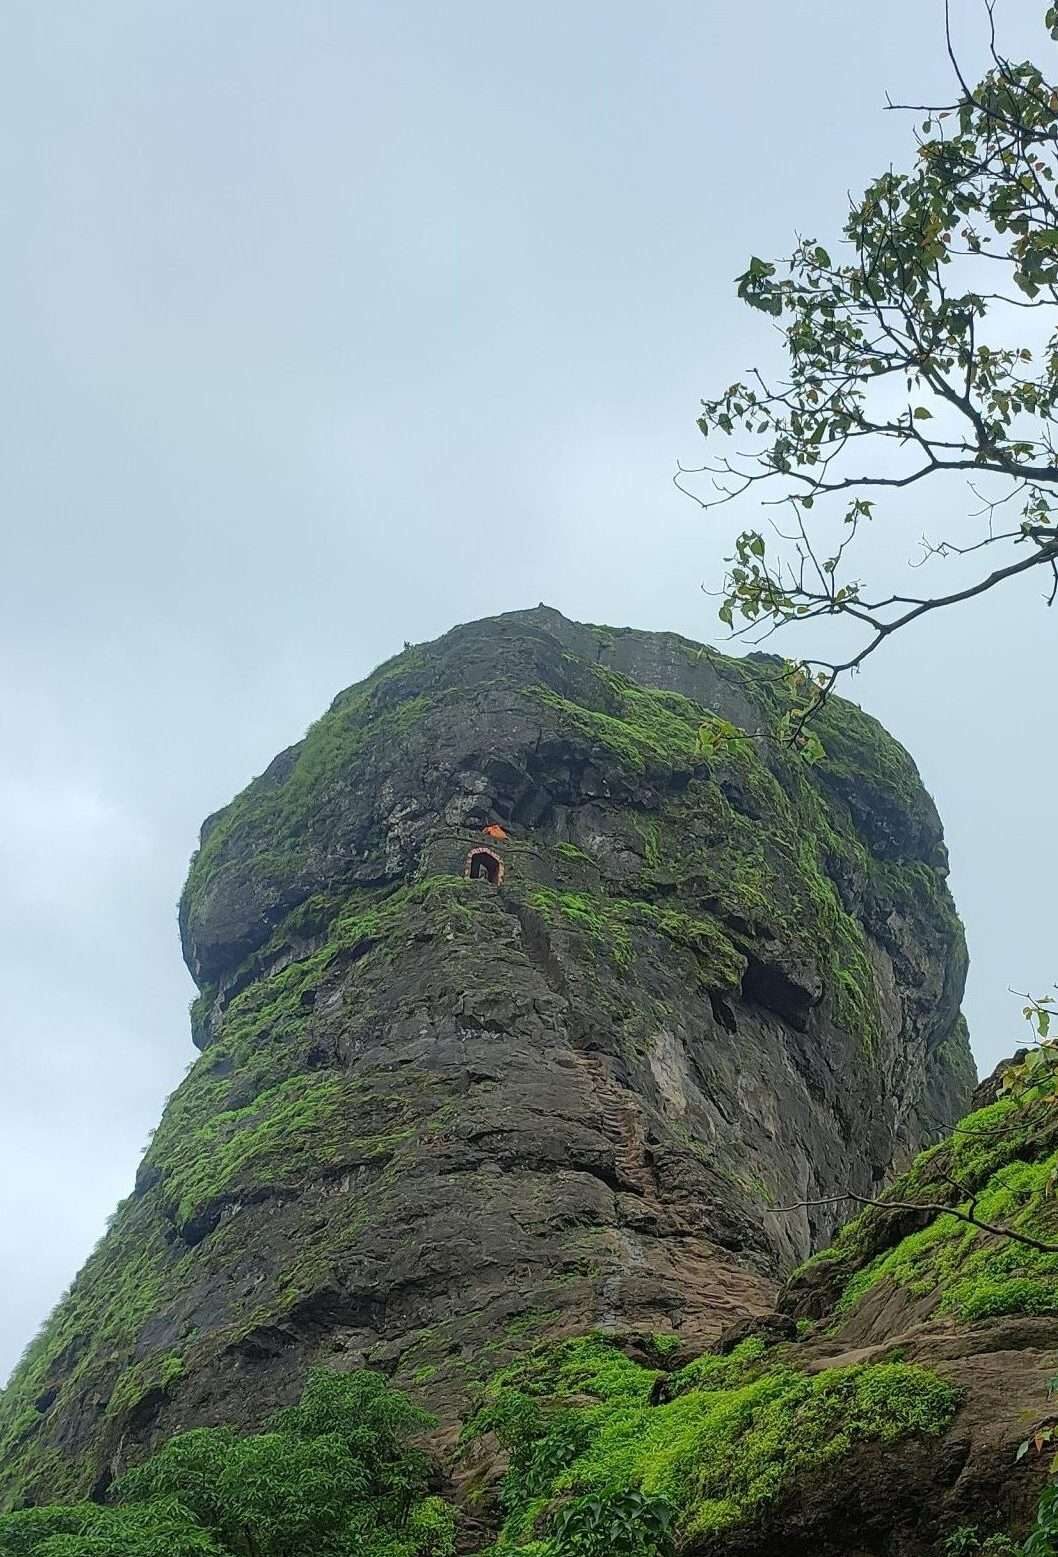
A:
[771, 1186, 1058, 1254]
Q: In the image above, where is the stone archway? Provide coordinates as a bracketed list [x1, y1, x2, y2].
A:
[464, 847, 503, 885]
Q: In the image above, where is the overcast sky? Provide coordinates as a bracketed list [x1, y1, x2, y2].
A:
[1, 1, 1052, 1381]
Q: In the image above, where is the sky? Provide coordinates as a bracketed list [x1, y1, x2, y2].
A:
[0, 0, 1053, 1381]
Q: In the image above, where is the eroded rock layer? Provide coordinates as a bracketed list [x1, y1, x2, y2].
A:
[0, 606, 973, 1507]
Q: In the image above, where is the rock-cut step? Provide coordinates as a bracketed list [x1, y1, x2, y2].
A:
[574, 1051, 656, 1200]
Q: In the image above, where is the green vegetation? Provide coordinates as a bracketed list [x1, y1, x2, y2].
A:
[693, 5, 1058, 703]
[105, 1352, 184, 1421]
[463, 1334, 958, 1553]
[0, 876, 484, 1506]
[145, 879, 472, 1234]
[154, 1071, 410, 1233]
[526, 660, 912, 1047]
[534, 652, 956, 1059]
[0, 1345, 973, 1557]
[1026, 1481, 1058, 1556]
[556, 841, 592, 863]
[528, 888, 745, 989]
[944, 1531, 1020, 1557]
[0, 1369, 454, 1557]
[0, 1192, 180, 1508]
[527, 673, 711, 776]
[182, 643, 435, 932]
[799, 1096, 1058, 1325]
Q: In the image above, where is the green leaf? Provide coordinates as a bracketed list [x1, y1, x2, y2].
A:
[912, 407, 933, 420]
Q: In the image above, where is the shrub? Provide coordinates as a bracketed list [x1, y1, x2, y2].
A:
[0, 1370, 451, 1557]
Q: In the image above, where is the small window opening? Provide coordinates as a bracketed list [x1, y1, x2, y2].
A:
[465, 847, 503, 885]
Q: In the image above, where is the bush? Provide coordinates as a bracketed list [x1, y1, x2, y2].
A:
[0, 1370, 453, 1557]
[549, 1489, 674, 1557]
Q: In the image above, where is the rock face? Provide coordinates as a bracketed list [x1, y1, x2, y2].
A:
[0, 606, 974, 1508]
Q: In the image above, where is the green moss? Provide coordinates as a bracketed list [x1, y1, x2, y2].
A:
[527, 671, 709, 775]
[812, 694, 932, 822]
[0, 1197, 181, 1509]
[840, 1150, 1058, 1322]
[671, 1338, 769, 1395]
[796, 832, 877, 1043]
[185, 620, 957, 1086]
[153, 1072, 412, 1232]
[505, 1310, 562, 1342]
[105, 1352, 184, 1420]
[159, 1351, 185, 1387]
[633, 819, 662, 867]
[944, 1098, 1047, 1183]
[187, 986, 216, 1047]
[183, 644, 437, 928]
[525, 658, 897, 1047]
[527, 887, 745, 989]
[816, 1097, 1058, 1324]
[0, 875, 494, 1506]
[467, 1336, 662, 1414]
[164, 875, 478, 1129]
[556, 841, 592, 863]
[466, 1336, 958, 1549]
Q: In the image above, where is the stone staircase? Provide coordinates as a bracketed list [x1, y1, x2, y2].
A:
[575, 1053, 655, 1200]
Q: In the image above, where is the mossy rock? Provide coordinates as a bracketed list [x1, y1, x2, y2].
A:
[0, 607, 973, 1511]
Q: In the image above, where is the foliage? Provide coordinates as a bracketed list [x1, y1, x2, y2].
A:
[549, 1489, 675, 1557]
[1002, 998, 1058, 1107]
[811, 1095, 1058, 1323]
[943, 1529, 1020, 1557]
[685, 4, 1058, 701]
[0, 1337, 966, 1557]
[464, 1335, 957, 1552]
[0, 1499, 226, 1557]
[1025, 1480, 1058, 1556]
[0, 1370, 453, 1557]
[527, 674, 714, 776]
[144, 876, 476, 1235]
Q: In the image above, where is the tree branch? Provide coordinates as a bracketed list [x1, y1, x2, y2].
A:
[771, 1186, 1058, 1254]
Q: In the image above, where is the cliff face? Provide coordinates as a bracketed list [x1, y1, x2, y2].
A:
[0, 606, 973, 1508]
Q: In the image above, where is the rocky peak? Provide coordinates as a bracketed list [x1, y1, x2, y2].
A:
[0, 606, 974, 1510]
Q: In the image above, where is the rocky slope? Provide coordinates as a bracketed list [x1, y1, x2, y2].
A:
[0, 606, 973, 1508]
